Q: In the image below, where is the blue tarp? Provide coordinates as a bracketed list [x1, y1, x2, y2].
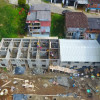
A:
[14, 67, 25, 75]
[88, 8, 100, 10]
[73, 31, 80, 39]
[13, 94, 28, 100]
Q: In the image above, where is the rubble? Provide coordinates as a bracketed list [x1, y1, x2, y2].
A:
[43, 84, 48, 88]
[49, 76, 70, 87]
[1, 80, 11, 88]
[0, 89, 8, 95]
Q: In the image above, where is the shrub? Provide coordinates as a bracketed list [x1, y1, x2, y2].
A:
[18, 0, 26, 7]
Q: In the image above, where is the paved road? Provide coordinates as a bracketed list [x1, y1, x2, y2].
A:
[49, 3, 100, 18]
[9, 0, 100, 18]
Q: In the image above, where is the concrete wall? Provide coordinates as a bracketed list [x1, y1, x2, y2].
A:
[65, 28, 86, 39]
[60, 62, 100, 69]
[0, 38, 59, 72]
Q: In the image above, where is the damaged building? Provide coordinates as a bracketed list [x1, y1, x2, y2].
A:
[0, 38, 100, 74]
[65, 12, 88, 39]
[26, 4, 51, 37]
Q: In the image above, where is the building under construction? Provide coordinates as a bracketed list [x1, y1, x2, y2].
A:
[0, 38, 100, 74]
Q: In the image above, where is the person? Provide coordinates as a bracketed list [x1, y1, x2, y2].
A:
[72, 84, 75, 87]
[70, 76, 72, 79]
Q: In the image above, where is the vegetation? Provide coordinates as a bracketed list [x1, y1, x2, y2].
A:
[42, 0, 50, 3]
[50, 13, 65, 38]
[18, 0, 26, 6]
[87, 9, 90, 13]
[0, 0, 29, 40]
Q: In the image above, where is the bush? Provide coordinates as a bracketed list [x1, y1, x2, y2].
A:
[87, 9, 90, 13]
[24, 4, 29, 11]
[18, 0, 26, 6]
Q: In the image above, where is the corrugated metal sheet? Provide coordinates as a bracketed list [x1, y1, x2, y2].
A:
[60, 39, 100, 62]
[88, 18, 100, 29]
[37, 11, 51, 21]
[77, 0, 88, 4]
[26, 12, 36, 21]
[30, 4, 50, 11]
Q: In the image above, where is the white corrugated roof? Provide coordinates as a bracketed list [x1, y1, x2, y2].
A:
[59, 39, 100, 62]
[77, 0, 88, 4]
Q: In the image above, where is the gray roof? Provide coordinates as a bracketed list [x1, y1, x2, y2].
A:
[37, 11, 51, 21]
[26, 12, 36, 21]
[88, 18, 100, 29]
[60, 39, 100, 62]
[26, 11, 51, 21]
[76, 0, 88, 4]
[30, 4, 50, 11]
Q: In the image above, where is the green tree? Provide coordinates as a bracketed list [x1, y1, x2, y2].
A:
[18, 0, 26, 6]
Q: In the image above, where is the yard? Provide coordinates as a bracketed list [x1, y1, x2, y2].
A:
[0, 0, 28, 40]
[51, 13, 65, 38]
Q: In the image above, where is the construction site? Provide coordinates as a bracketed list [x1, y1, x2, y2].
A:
[0, 38, 100, 100]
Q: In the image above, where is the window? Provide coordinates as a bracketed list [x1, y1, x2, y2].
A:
[42, 65, 46, 67]
[74, 62, 79, 63]
[32, 64, 36, 67]
[33, 27, 40, 29]
[42, 60, 46, 62]
[1, 64, 5, 66]
[68, 62, 71, 64]
[92, 62, 95, 64]
[85, 62, 89, 63]
[12, 64, 16, 66]
[96, 62, 100, 64]
[73, 66, 77, 68]
[73, 66, 77, 69]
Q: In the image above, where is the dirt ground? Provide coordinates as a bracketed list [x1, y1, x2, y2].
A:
[0, 69, 100, 100]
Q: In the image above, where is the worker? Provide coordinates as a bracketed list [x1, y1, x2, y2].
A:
[46, 49, 49, 52]
[87, 89, 91, 93]
[97, 73, 100, 77]
[37, 42, 39, 46]
[72, 84, 75, 87]
[40, 46, 42, 50]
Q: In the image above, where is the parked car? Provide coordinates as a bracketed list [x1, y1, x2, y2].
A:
[62, 10, 71, 15]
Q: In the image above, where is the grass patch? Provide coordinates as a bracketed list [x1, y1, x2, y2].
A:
[0, 0, 28, 40]
[50, 13, 65, 38]
[42, 0, 50, 3]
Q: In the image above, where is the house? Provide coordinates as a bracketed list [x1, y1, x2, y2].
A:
[85, 18, 100, 40]
[74, 0, 88, 9]
[62, 0, 76, 6]
[26, 4, 51, 37]
[0, 38, 100, 74]
[65, 12, 88, 39]
[86, 0, 100, 13]
[51, 0, 75, 6]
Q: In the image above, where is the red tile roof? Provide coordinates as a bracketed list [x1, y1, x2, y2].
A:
[41, 21, 51, 26]
[65, 12, 88, 28]
[86, 29, 100, 33]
